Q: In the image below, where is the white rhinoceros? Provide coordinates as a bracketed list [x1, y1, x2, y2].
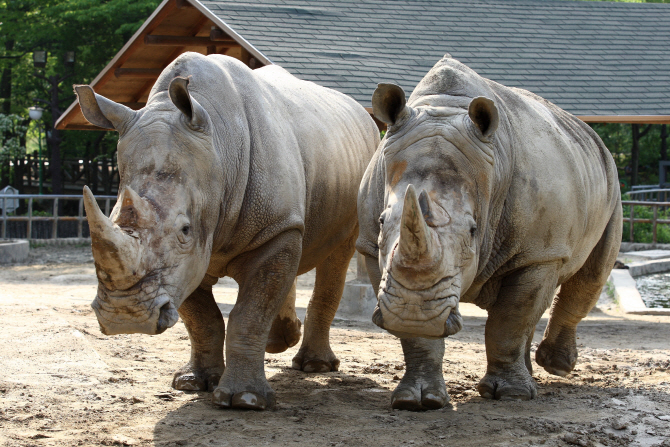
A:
[77, 52, 379, 410]
[357, 56, 622, 409]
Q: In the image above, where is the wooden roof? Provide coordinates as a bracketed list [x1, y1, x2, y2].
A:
[57, 0, 670, 130]
[56, 0, 271, 130]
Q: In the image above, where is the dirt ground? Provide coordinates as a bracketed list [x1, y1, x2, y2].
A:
[1, 245, 670, 447]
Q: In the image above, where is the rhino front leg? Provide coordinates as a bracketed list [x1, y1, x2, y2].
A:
[478, 265, 559, 401]
[266, 279, 302, 353]
[292, 233, 356, 372]
[392, 337, 449, 411]
[172, 278, 225, 392]
[212, 230, 302, 410]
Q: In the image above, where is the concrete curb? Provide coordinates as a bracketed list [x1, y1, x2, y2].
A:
[609, 269, 670, 316]
[29, 238, 91, 247]
[0, 239, 30, 264]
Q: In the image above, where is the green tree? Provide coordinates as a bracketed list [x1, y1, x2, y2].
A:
[0, 0, 160, 191]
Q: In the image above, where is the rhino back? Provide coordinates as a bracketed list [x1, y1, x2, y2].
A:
[151, 53, 378, 273]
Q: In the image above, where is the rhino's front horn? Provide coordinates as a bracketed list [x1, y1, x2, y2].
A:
[84, 186, 143, 291]
[394, 184, 441, 271]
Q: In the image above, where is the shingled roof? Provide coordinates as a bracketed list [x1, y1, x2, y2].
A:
[56, 0, 670, 130]
[202, 0, 670, 120]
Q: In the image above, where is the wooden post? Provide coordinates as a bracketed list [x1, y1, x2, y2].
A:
[77, 197, 84, 238]
[629, 204, 634, 242]
[653, 205, 658, 244]
[26, 197, 33, 240]
[52, 197, 59, 239]
[1, 197, 6, 239]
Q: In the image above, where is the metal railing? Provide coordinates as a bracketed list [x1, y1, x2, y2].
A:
[625, 188, 670, 203]
[1, 194, 117, 240]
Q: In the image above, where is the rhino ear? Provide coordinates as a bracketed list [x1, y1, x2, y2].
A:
[372, 83, 407, 126]
[468, 96, 499, 139]
[169, 76, 208, 131]
[74, 85, 136, 132]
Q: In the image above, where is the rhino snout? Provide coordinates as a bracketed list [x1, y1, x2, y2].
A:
[91, 290, 179, 336]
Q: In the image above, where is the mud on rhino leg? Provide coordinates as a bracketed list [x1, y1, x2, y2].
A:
[266, 279, 302, 353]
[292, 233, 357, 373]
[537, 207, 622, 377]
[172, 278, 225, 392]
[212, 230, 302, 410]
[478, 265, 559, 401]
[392, 337, 449, 411]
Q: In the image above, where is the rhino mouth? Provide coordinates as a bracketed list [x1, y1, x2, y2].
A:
[373, 273, 463, 338]
[92, 280, 179, 336]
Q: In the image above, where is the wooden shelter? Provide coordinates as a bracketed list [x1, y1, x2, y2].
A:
[56, 0, 670, 131]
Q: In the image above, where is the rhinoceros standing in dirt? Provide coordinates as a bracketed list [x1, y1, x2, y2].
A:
[77, 52, 379, 410]
[357, 56, 622, 409]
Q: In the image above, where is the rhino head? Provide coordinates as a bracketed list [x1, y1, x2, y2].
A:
[370, 83, 499, 339]
[76, 77, 223, 335]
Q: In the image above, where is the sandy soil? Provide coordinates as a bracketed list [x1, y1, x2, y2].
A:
[1, 244, 669, 447]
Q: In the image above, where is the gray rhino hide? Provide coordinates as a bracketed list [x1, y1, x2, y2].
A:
[357, 56, 621, 406]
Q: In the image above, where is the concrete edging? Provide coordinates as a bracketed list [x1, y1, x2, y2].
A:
[609, 268, 670, 316]
[0, 239, 29, 264]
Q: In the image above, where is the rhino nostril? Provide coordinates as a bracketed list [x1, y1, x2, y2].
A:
[156, 302, 174, 334]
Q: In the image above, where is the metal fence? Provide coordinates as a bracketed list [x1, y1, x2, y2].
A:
[1, 194, 117, 240]
[626, 188, 670, 203]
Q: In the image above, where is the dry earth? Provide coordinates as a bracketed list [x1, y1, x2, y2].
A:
[1, 244, 670, 447]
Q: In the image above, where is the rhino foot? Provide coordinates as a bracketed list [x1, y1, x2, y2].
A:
[211, 380, 276, 410]
[172, 364, 223, 392]
[291, 346, 340, 373]
[535, 337, 577, 377]
[391, 375, 449, 411]
[477, 372, 537, 401]
[266, 315, 302, 354]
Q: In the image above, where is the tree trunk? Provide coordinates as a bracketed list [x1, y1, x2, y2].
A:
[631, 124, 640, 187]
[1, 40, 14, 114]
[661, 124, 668, 162]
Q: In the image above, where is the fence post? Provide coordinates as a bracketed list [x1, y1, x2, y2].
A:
[1, 197, 6, 239]
[77, 198, 84, 238]
[653, 205, 658, 244]
[52, 198, 59, 239]
[629, 204, 634, 242]
[104, 199, 110, 217]
[26, 197, 33, 240]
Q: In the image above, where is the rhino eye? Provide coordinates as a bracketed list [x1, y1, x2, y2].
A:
[181, 225, 190, 236]
[470, 225, 477, 237]
[379, 215, 385, 226]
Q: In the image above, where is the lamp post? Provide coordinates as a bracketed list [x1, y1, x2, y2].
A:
[28, 106, 44, 194]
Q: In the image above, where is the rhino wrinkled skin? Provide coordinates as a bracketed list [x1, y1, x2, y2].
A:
[357, 56, 622, 409]
[77, 53, 378, 410]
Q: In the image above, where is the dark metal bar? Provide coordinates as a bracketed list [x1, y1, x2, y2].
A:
[630, 204, 634, 242]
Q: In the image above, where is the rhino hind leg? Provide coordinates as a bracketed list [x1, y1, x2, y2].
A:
[172, 282, 225, 392]
[392, 337, 449, 411]
[266, 279, 302, 353]
[478, 265, 560, 401]
[537, 207, 622, 377]
[292, 234, 357, 373]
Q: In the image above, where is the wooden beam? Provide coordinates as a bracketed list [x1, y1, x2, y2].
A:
[120, 102, 147, 110]
[176, 0, 194, 8]
[578, 115, 670, 125]
[114, 68, 163, 79]
[145, 35, 238, 46]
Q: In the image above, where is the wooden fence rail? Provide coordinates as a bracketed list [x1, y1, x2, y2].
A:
[0, 194, 117, 240]
[622, 200, 670, 244]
